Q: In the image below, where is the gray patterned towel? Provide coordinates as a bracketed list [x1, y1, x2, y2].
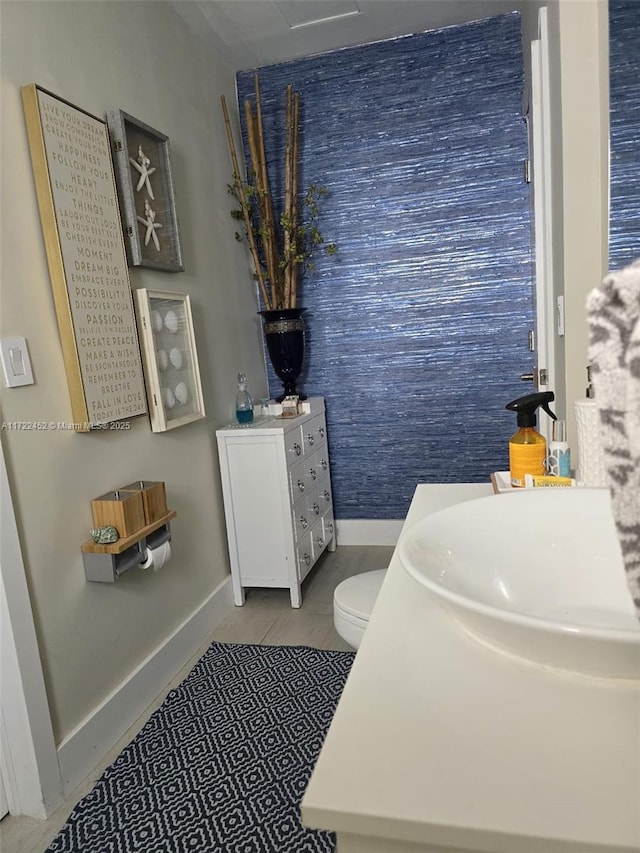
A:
[587, 259, 640, 618]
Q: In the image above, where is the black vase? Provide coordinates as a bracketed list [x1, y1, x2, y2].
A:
[259, 308, 307, 402]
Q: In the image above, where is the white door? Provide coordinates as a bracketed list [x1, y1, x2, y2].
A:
[0, 443, 62, 818]
[529, 5, 559, 442]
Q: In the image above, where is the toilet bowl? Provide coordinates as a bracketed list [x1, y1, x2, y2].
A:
[333, 569, 387, 649]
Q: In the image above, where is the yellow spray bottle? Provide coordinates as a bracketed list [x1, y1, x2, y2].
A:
[505, 392, 557, 487]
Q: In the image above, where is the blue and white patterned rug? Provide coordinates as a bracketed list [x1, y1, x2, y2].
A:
[46, 643, 354, 853]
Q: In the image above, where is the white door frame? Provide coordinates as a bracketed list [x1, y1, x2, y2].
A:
[530, 5, 558, 441]
[0, 442, 62, 817]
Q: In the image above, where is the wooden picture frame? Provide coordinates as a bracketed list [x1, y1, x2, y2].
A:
[134, 289, 205, 432]
[21, 84, 147, 430]
[106, 110, 184, 273]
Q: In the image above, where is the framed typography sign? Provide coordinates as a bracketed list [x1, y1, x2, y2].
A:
[21, 84, 147, 430]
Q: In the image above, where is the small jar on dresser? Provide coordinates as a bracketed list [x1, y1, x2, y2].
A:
[216, 397, 336, 608]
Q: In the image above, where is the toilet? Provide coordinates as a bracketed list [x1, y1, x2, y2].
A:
[333, 569, 387, 649]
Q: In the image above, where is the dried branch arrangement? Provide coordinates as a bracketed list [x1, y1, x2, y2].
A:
[221, 75, 335, 311]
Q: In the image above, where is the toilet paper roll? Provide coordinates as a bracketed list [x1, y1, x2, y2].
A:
[574, 399, 607, 487]
[139, 540, 171, 571]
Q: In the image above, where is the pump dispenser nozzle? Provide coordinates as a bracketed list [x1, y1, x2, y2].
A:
[586, 365, 595, 399]
[505, 391, 557, 426]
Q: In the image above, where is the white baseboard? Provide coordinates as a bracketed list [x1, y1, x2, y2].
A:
[336, 519, 405, 546]
[57, 575, 234, 794]
[336, 484, 494, 546]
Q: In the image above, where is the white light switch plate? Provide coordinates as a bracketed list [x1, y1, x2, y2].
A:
[0, 337, 34, 387]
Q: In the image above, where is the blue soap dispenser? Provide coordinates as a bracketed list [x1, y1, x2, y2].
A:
[235, 373, 254, 425]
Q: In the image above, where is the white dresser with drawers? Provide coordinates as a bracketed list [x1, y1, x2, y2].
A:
[216, 397, 335, 608]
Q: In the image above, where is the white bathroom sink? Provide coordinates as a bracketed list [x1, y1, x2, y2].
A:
[398, 489, 640, 679]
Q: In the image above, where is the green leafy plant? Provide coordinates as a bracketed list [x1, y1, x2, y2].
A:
[221, 77, 336, 311]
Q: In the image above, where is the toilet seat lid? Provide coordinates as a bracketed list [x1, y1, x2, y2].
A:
[334, 569, 387, 620]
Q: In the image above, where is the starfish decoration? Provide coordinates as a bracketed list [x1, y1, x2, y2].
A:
[136, 200, 162, 251]
[129, 146, 156, 199]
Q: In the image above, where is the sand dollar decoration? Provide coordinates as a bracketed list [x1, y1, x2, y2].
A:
[157, 349, 169, 371]
[163, 386, 176, 409]
[152, 310, 163, 333]
[174, 382, 189, 405]
[164, 310, 179, 333]
[169, 347, 183, 369]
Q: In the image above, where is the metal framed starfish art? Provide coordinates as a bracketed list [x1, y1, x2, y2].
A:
[107, 109, 184, 272]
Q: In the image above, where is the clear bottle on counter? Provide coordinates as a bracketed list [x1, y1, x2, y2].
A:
[235, 373, 254, 425]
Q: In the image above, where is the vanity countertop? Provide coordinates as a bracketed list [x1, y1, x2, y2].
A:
[302, 484, 640, 853]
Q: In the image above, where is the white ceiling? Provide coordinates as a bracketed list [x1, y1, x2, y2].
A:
[170, 0, 527, 70]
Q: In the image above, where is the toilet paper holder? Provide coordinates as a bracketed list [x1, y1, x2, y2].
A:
[81, 508, 176, 583]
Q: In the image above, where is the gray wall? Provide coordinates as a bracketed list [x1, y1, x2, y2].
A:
[0, 0, 268, 742]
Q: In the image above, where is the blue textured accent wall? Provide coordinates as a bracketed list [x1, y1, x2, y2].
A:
[609, 0, 640, 270]
[237, 13, 532, 519]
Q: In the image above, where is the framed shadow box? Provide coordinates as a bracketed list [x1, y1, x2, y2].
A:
[135, 289, 205, 432]
[107, 110, 184, 272]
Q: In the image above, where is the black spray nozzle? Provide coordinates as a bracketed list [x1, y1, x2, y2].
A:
[505, 391, 556, 427]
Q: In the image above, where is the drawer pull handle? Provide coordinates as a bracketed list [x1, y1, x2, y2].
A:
[328, 522, 334, 534]
[319, 427, 325, 438]
[316, 536, 325, 547]
[297, 480, 305, 492]
[301, 517, 308, 529]
[313, 502, 320, 515]
[293, 443, 301, 456]
[307, 434, 315, 446]
[309, 468, 317, 480]
[320, 459, 328, 470]
[304, 553, 311, 566]
[324, 490, 331, 502]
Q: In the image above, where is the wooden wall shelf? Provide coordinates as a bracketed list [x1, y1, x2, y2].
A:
[81, 511, 176, 582]
[82, 510, 176, 555]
